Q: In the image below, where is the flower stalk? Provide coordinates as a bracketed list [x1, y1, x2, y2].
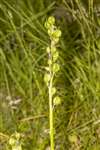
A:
[44, 16, 61, 150]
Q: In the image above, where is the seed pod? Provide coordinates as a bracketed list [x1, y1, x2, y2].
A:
[46, 47, 51, 53]
[53, 63, 60, 73]
[53, 96, 61, 105]
[48, 59, 52, 65]
[53, 51, 59, 62]
[52, 87, 56, 95]
[54, 37, 59, 43]
[47, 16, 55, 26]
[52, 29, 62, 39]
[45, 16, 55, 29]
[44, 73, 50, 84]
[51, 47, 56, 53]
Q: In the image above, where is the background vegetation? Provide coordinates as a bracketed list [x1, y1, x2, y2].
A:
[0, 0, 100, 149]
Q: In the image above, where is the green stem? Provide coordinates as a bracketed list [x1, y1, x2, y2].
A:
[49, 77, 54, 150]
[49, 49, 54, 150]
[45, 16, 61, 150]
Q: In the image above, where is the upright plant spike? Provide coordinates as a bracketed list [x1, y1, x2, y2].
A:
[44, 16, 61, 150]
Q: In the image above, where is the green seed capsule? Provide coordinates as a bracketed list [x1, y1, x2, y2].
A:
[44, 74, 50, 84]
[48, 60, 52, 65]
[53, 51, 59, 62]
[48, 16, 55, 25]
[48, 29, 53, 37]
[52, 29, 62, 38]
[53, 37, 59, 44]
[51, 47, 56, 53]
[44, 21, 50, 29]
[45, 16, 55, 29]
[53, 96, 61, 105]
[46, 47, 51, 53]
[53, 63, 60, 73]
[52, 87, 56, 95]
